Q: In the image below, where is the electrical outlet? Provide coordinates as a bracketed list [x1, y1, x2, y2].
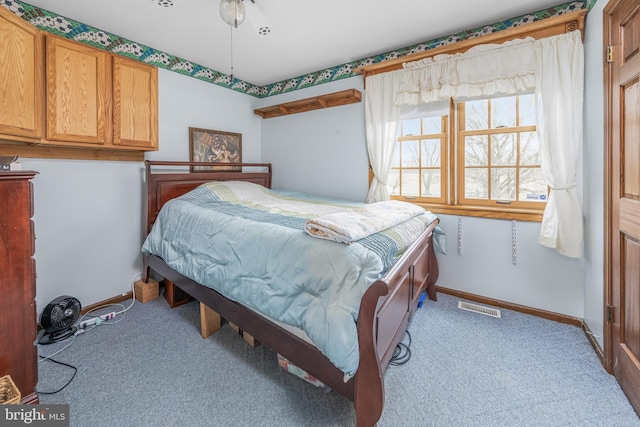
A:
[78, 318, 96, 329]
[100, 312, 117, 321]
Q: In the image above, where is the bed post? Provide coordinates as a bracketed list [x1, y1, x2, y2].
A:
[426, 235, 439, 301]
[354, 280, 388, 427]
[142, 255, 150, 282]
[142, 160, 152, 283]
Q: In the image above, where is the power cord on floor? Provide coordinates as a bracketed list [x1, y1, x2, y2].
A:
[37, 335, 76, 363]
[389, 330, 412, 366]
[77, 273, 139, 329]
[111, 272, 139, 317]
[36, 332, 78, 395]
[37, 274, 139, 395]
[36, 356, 77, 395]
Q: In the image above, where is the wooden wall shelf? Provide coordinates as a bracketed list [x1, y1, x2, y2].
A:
[254, 89, 362, 119]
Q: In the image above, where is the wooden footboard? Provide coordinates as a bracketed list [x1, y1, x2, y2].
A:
[142, 161, 440, 427]
[354, 221, 438, 426]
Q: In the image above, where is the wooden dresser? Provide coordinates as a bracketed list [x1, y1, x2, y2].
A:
[0, 171, 39, 403]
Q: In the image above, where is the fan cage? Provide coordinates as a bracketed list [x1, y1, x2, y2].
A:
[45, 298, 81, 331]
[39, 296, 82, 344]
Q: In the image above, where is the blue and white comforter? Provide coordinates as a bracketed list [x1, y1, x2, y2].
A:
[142, 181, 440, 376]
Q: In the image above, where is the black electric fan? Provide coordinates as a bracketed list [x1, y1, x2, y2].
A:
[38, 296, 82, 345]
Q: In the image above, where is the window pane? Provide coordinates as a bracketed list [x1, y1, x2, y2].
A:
[421, 139, 441, 167]
[519, 167, 547, 202]
[391, 143, 400, 168]
[388, 169, 401, 196]
[401, 140, 420, 167]
[491, 168, 516, 201]
[465, 100, 488, 130]
[491, 97, 516, 128]
[491, 133, 516, 166]
[465, 135, 488, 166]
[402, 118, 420, 136]
[465, 168, 488, 199]
[422, 116, 442, 134]
[520, 131, 540, 166]
[519, 94, 536, 126]
[421, 170, 441, 197]
[402, 170, 419, 196]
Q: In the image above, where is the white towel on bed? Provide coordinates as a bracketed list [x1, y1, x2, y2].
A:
[304, 200, 426, 244]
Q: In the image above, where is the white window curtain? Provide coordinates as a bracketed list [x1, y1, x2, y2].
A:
[364, 31, 584, 257]
[364, 71, 405, 203]
[535, 31, 584, 258]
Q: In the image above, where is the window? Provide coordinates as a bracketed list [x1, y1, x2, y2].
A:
[389, 115, 447, 204]
[388, 94, 547, 220]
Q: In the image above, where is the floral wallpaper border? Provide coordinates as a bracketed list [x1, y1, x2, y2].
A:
[2, 0, 587, 98]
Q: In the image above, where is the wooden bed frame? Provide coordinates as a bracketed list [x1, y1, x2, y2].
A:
[142, 161, 440, 427]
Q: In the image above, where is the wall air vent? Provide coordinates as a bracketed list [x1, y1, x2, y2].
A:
[457, 301, 501, 318]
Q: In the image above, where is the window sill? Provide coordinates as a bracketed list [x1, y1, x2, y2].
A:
[412, 203, 544, 222]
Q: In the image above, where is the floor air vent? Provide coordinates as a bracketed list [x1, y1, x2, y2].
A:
[457, 301, 502, 318]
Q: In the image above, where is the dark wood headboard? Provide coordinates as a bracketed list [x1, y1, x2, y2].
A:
[145, 161, 272, 234]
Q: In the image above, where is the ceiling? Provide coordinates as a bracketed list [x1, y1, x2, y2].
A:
[18, 0, 579, 88]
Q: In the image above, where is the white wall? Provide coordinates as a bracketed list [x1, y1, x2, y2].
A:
[147, 70, 262, 163]
[583, 0, 606, 348]
[24, 68, 261, 312]
[259, 77, 369, 202]
[436, 215, 583, 316]
[260, 80, 585, 317]
[21, 159, 145, 313]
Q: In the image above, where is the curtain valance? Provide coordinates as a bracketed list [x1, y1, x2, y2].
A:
[395, 37, 541, 105]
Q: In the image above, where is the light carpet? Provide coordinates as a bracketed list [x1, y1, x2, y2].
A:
[37, 292, 640, 426]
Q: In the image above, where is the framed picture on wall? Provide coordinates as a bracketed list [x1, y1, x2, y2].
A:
[189, 127, 242, 172]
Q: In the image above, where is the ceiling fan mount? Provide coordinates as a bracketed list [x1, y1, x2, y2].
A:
[151, 0, 271, 36]
[219, 0, 271, 36]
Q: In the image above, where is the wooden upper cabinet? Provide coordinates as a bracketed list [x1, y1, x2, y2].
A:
[0, 11, 158, 159]
[45, 35, 108, 145]
[0, 6, 42, 140]
[43, 35, 159, 152]
[113, 56, 158, 150]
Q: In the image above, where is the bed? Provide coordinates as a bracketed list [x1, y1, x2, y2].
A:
[141, 161, 440, 427]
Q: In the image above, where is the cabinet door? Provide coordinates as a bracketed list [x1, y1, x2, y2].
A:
[46, 36, 108, 144]
[0, 7, 42, 139]
[112, 56, 158, 149]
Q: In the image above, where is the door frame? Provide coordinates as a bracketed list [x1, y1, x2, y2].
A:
[602, 0, 617, 376]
